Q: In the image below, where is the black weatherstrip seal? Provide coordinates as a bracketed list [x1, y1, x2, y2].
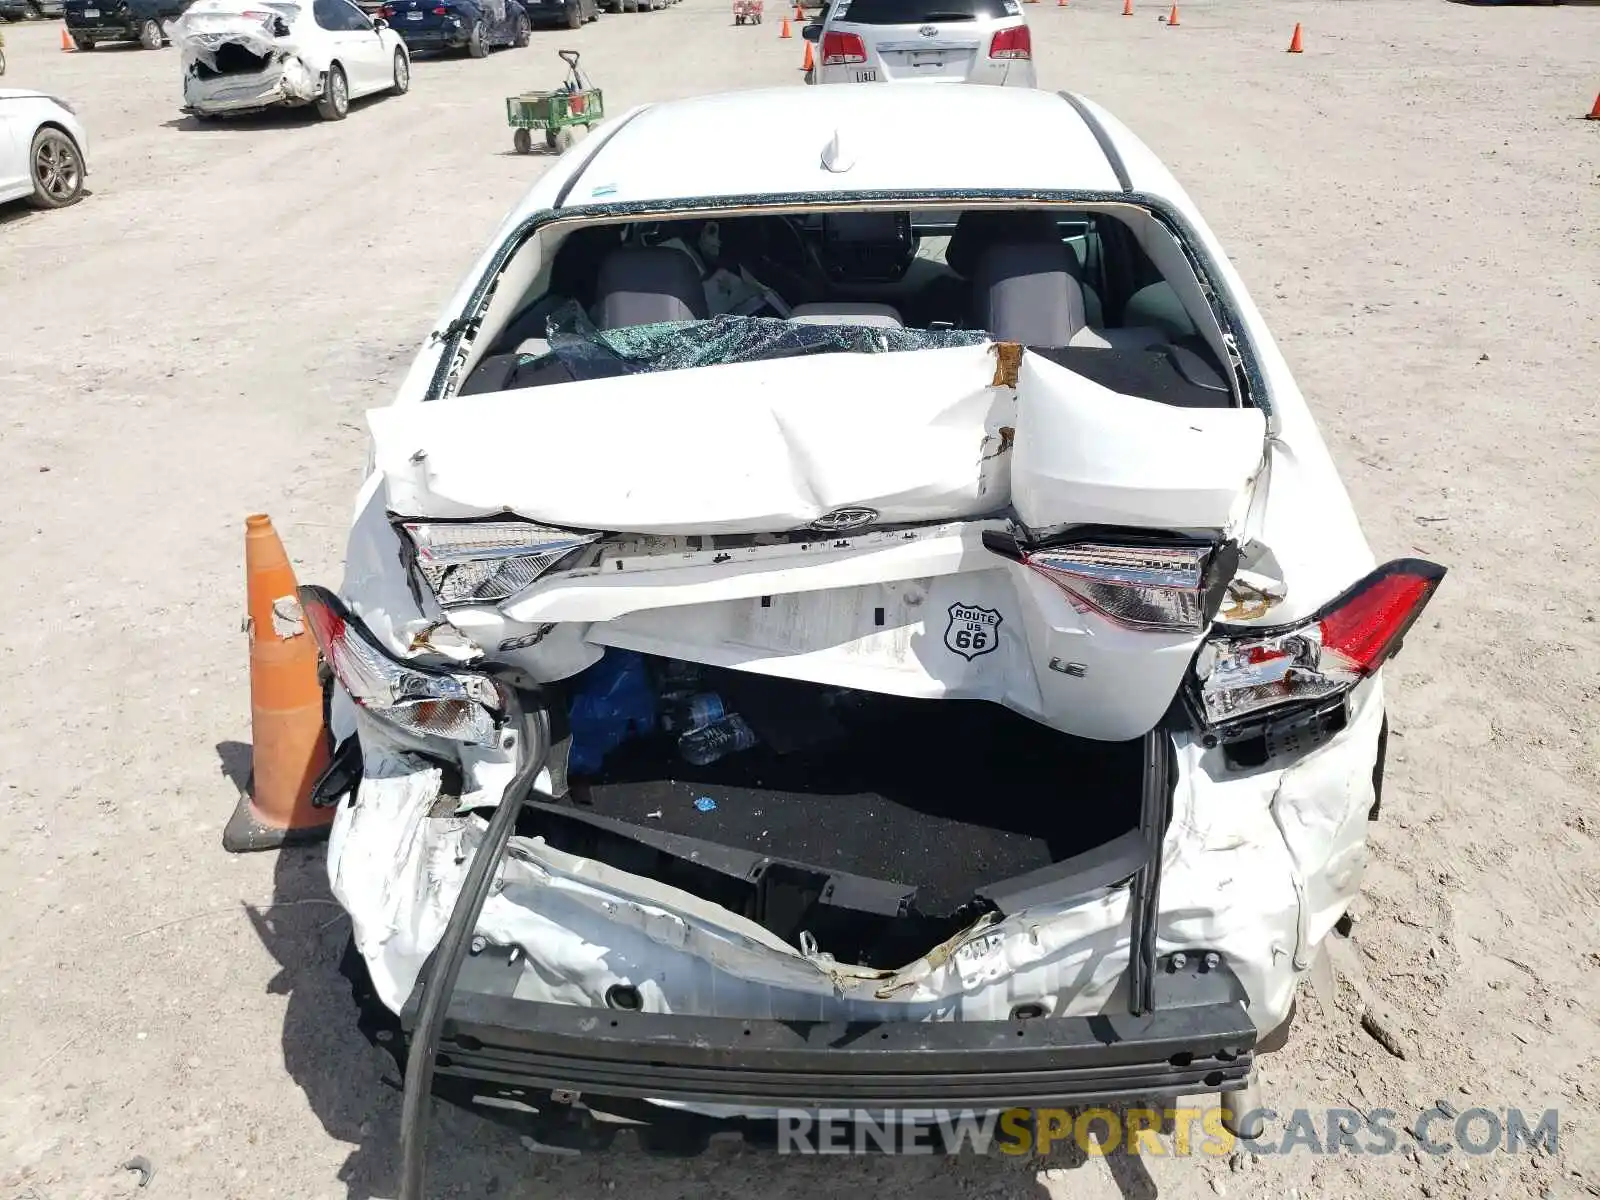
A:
[1058, 91, 1132, 193]
[554, 105, 649, 208]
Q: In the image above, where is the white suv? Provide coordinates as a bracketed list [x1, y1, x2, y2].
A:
[803, 0, 1035, 88]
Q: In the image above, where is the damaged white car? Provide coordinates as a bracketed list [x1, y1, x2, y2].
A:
[306, 84, 1445, 1156]
[175, 0, 409, 121]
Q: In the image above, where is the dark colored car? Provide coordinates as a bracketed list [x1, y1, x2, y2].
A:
[61, 0, 189, 47]
[0, 0, 67, 21]
[517, 0, 596, 31]
[377, 0, 529, 54]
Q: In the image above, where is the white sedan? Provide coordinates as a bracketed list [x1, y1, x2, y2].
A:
[305, 85, 1445, 1141]
[0, 89, 90, 209]
[172, 0, 409, 120]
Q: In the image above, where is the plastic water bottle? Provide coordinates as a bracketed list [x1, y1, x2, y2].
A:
[660, 692, 727, 734]
[678, 713, 759, 766]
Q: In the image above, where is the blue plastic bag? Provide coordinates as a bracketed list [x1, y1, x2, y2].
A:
[567, 650, 658, 776]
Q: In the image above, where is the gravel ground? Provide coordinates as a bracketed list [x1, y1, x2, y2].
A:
[1, 1, 1597, 1197]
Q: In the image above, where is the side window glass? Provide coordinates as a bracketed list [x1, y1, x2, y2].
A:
[312, 0, 341, 28]
[341, 1, 372, 29]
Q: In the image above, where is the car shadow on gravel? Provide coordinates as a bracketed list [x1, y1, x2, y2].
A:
[161, 98, 387, 133]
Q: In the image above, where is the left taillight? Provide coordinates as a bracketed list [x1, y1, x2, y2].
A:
[988, 24, 1031, 59]
[378, 4, 394, 16]
[821, 30, 867, 65]
[300, 585, 505, 746]
[399, 519, 602, 607]
[1193, 559, 1446, 727]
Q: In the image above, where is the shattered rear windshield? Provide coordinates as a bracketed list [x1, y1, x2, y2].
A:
[532, 299, 986, 382]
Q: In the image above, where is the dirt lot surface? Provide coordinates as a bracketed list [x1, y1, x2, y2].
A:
[1, 1, 1597, 1196]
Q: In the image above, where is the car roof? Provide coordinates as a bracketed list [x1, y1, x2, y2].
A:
[541, 85, 1130, 210]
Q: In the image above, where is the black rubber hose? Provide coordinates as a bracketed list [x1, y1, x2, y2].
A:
[399, 692, 550, 1200]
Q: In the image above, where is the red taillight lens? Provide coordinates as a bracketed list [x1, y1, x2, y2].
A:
[1196, 559, 1446, 726]
[378, 4, 393, 15]
[989, 24, 1031, 59]
[432, 5, 448, 13]
[821, 30, 867, 65]
[1318, 570, 1436, 673]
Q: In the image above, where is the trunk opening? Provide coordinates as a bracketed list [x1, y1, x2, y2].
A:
[194, 40, 274, 76]
[517, 656, 1146, 969]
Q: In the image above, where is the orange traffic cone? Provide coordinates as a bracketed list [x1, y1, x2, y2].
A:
[779, 16, 791, 36]
[793, 2, 802, 16]
[1121, 0, 1132, 15]
[801, 40, 813, 70]
[1585, 92, 1600, 121]
[222, 514, 334, 852]
[1287, 22, 1303, 53]
[60, 27, 74, 51]
[1058, 0, 1067, 8]
[1166, 3, 1178, 24]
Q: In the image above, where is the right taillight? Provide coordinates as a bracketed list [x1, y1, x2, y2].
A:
[988, 24, 1031, 59]
[821, 30, 867, 65]
[1194, 559, 1446, 727]
[378, 4, 393, 15]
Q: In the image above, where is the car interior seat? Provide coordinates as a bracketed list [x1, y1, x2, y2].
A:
[591, 245, 709, 329]
[947, 209, 1105, 329]
[970, 241, 1088, 347]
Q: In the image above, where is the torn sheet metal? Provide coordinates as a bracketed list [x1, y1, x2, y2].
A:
[1009, 349, 1266, 532]
[330, 690, 1394, 1058]
[371, 344, 1265, 537]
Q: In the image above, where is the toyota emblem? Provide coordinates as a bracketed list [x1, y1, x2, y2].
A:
[918, 23, 937, 35]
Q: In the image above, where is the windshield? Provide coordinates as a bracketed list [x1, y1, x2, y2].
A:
[830, 0, 1016, 23]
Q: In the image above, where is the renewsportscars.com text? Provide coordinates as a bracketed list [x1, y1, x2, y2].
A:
[775, 1106, 1559, 1157]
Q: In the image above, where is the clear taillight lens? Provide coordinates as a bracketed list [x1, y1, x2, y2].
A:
[1024, 542, 1213, 633]
[988, 24, 1031, 59]
[400, 519, 601, 607]
[1195, 559, 1446, 726]
[299, 585, 505, 746]
[822, 30, 867, 65]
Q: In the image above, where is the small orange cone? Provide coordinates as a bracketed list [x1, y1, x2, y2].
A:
[1585, 92, 1600, 121]
[801, 40, 814, 70]
[1121, 0, 1132, 15]
[1058, 0, 1067, 8]
[1287, 22, 1303, 53]
[1166, 3, 1178, 24]
[794, 2, 803, 16]
[60, 27, 75, 51]
[779, 16, 791, 36]
[222, 514, 335, 852]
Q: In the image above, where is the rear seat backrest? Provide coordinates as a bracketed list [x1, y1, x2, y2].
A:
[970, 242, 1087, 348]
[592, 246, 709, 329]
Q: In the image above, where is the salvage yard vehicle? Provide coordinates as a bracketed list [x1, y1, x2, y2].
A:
[516, 0, 596, 32]
[377, 0, 531, 55]
[306, 84, 1445, 1171]
[174, 0, 410, 120]
[802, 0, 1034, 87]
[0, 0, 66, 21]
[0, 88, 89, 208]
[63, 0, 189, 49]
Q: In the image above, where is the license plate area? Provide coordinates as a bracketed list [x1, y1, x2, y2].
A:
[406, 10, 423, 17]
[83, 8, 100, 15]
[853, 68, 878, 81]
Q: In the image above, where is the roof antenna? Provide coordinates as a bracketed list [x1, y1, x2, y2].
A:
[821, 129, 854, 174]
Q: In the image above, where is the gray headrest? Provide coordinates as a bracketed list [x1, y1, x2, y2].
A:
[971, 241, 1088, 348]
[592, 246, 709, 329]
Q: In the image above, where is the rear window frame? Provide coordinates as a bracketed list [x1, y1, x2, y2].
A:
[827, 0, 1019, 25]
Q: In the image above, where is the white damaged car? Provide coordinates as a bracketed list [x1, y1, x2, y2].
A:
[305, 85, 1445, 1147]
[174, 0, 410, 121]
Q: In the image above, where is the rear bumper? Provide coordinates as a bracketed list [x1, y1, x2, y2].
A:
[405, 952, 1256, 1110]
[394, 24, 467, 47]
[64, 17, 140, 35]
[522, 3, 573, 23]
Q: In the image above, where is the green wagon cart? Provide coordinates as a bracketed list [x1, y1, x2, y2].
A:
[506, 49, 605, 155]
